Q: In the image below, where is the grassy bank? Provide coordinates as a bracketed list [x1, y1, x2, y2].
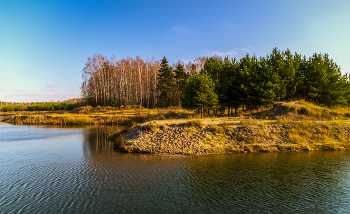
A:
[107, 100, 350, 155]
[2, 106, 193, 126]
[112, 119, 350, 155]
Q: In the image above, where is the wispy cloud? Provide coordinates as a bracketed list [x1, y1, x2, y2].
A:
[206, 50, 238, 58]
[51, 69, 61, 75]
[1, 78, 14, 83]
[40, 84, 56, 92]
[52, 79, 62, 83]
[205, 47, 253, 58]
[236, 47, 253, 53]
[0, 88, 6, 92]
[11, 93, 43, 97]
[52, 93, 80, 100]
[13, 89, 25, 92]
[171, 25, 186, 32]
[41, 88, 55, 92]
[45, 84, 55, 88]
[21, 66, 32, 73]
[179, 59, 192, 64]
[171, 25, 193, 34]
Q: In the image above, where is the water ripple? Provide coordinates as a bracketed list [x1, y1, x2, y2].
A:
[2, 124, 350, 213]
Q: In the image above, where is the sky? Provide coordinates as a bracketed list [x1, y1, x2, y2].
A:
[1, 0, 350, 102]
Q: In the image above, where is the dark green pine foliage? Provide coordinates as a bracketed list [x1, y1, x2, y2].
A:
[156, 56, 175, 107]
[266, 48, 287, 101]
[306, 53, 347, 107]
[174, 62, 189, 106]
[293, 53, 308, 99]
[181, 72, 219, 118]
[344, 74, 350, 107]
[282, 49, 297, 100]
[110, 97, 118, 107]
[202, 57, 224, 109]
[174, 62, 189, 91]
[235, 54, 260, 110]
[222, 56, 240, 114]
[180, 78, 197, 110]
[256, 57, 276, 108]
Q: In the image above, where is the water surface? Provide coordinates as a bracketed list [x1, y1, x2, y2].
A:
[1, 122, 350, 213]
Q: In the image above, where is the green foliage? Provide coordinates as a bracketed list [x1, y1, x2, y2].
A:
[4, 106, 14, 111]
[26, 103, 79, 111]
[87, 96, 97, 107]
[0, 102, 81, 112]
[156, 56, 175, 107]
[174, 62, 189, 91]
[196, 48, 350, 112]
[181, 78, 197, 110]
[181, 72, 219, 117]
[110, 97, 118, 108]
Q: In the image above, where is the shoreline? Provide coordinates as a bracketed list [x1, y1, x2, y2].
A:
[118, 119, 350, 155]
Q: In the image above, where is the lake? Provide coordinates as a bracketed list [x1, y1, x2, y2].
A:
[1, 122, 350, 213]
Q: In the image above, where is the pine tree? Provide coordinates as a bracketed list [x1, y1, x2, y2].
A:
[174, 62, 189, 91]
[202, 57, 224, 111]
[156, 57, 175, 107]
[282, 49, 296, 100]
[256, 57, 276, 107]
[293, 53, 308, 99]
[267, 48, 286, 101]
[181, 78, 197, 110]
[174, 62, 189, 106]
[222, 56, 240, 115]
[235, 54, 259, 111]
[306, 53, 347, 106]
[181, 72, 219, 118]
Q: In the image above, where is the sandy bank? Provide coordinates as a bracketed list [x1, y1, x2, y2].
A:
[120, 119, 350, 155]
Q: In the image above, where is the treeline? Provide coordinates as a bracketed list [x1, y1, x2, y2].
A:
[181, 48, 350, 116]
[81, 48, 350, 115]
[81, 55, 207, 108]
[0, 101, 82, 112]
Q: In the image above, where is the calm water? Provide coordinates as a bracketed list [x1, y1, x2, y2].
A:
[1, 123, 350, 213]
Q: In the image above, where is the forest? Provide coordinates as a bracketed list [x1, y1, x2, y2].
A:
[81, 55, 206, 108]
[81, 48, 350, 117]
[0, 99, 82, 112]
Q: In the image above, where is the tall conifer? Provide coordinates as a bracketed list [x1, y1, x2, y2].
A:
[156, 56, 175, 107]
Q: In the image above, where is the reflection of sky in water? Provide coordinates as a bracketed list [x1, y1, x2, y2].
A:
[1, 123, 350, 213]
[0, 124, 83, 142]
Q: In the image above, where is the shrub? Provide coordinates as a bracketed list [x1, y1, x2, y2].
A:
[142, 123, 160, 132]
[110, 97, 118, 108]
[118, 145, 130, 153]
[4, 106, 14, 111]
[210, 125, 225, 134]
[164, 111, 179, 119]
[111, 135, 125, 150]
[87, 97, 97, 107]
[276, 144, 283, 151]
[185, 120, 204, 128]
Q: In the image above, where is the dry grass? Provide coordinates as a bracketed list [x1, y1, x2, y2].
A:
[5, 106, 194, 126]
[141, 123, 161, 132]
[241, 117, 257, 125]
[284, 120, 349, 148]
[281, 100, 350, 120]
[185, 120, 205, 128]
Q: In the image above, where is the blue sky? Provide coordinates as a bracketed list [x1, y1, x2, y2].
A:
[1, 0, 349, 102]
